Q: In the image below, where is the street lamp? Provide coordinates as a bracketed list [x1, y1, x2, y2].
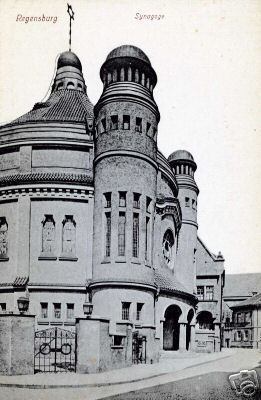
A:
[83, 302, 93, 317]
[17, 296, 29, 314]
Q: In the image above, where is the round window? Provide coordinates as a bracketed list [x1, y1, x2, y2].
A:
[162, 230, 174, 267]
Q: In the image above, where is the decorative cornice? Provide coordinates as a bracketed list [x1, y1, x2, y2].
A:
[90, 279, 157, 292]
[156, 196, 182, 231]
[0, 172, 93, 188]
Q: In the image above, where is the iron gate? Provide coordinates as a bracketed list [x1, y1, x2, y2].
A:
[132, 332, 147, 364]
[34, 327, 76, 373]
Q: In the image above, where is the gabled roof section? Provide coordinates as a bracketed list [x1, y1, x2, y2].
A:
[231, 292, 261, 309]
[224, 273, 261, 298]
[1, 89, 94, 128]
[196, 236, 224, 276]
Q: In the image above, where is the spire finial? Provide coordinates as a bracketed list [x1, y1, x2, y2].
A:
[67, 4, 75, 52]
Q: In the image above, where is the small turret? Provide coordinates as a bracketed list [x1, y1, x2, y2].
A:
[168, 150, 199, 293]
[52, 51, 86, 93]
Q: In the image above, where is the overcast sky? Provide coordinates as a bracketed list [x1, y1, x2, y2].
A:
[0, 0, 260, 274]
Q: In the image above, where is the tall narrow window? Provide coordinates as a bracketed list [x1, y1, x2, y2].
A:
[118, 212, 126, 256]
[185, 197, 190, 207]
[192, 199, 196, 209]
[133, 193, 140, 208]
[136, 303, 143, 321]
[123, 115, 130, 130]
[104, 192, 111, 208]
[0, 217, 8, 259]
[41, 215, 55, 256]
[122, 302, 131, 320]
[53, 303, 61, 319]
[0, 303, 6, 312]
[62, 216, 76, 256]
[146, 197, 151, 212]
[146, 122, 151, 134]
[197, 286, 204, 301]
[135, 117, 142, 132]
[119, 192, 126, 207]
[145, 216, 150, 261]
[110, 115, 118, 130]
[66, 304, 74, 319]
[105, 212, 111, 257]
[133, 213, 139, 258]
[100, 118, 106, 133]
[40, 303, 48, 319]
[205, 286, 214, 301]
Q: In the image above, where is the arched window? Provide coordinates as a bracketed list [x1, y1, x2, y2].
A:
[67, 82, 75, 89]
[62, 215, 76, 256]
[162, 229, 174, 267]
[0, 217, 8, 259]
[57, 82, 63, 90]
[41, 215, 55, 256]
[196, 311, 214, 330]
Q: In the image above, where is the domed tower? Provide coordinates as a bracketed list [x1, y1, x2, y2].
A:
[168, 150, 199, 294]
[0, 50, 94, 321]
[91, 45, 160, 325]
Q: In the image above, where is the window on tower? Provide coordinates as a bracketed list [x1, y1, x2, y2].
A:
[132, 213, 139, 258]
[61, 216, 76, 258]
[135, 117, 142, 133]
[136, 303, 144, 321]
[40, 215, 56, 258]
[146, 122, 151, 135]
[122, 302, 131, 320]
[40, 302, 48, 319]
[101, 118, 106, 133]
[53, 303, 61, 319]
[119, 192, 126, 207]
[110, 115, 118, 130]
[185, 197, 190, 207]
[118, 212, 126, 256]
[105, 212, 111, 258]
[123, 115, 130, 130]
[162, 230, 174, 267]
[133, 193, 140, 209]
[0, 217, 8, 260]
[104, 192, 112, 208]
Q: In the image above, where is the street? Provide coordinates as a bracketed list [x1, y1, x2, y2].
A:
[106, 369, 261, 400]
[0, 349, 260, 400]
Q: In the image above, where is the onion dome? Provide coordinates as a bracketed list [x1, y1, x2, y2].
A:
[106, 45, 151, 65]
[57, 51, 82, 71]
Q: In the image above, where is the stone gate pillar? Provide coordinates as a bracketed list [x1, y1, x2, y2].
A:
[0, 313, 35, 375]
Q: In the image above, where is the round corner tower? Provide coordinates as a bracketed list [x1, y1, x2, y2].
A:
[168, 150, 199, 294]
[91, 45, 160, 325]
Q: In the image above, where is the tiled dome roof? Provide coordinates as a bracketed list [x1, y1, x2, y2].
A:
[106, 45, 151, 65]
[4, 89, 93, 126]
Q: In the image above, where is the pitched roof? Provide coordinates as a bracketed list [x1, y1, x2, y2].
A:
[224, 273, 261, 298]
[154, 268, 190, 294]
[231, 292, 261, 309]
[2, 89, 93, 128]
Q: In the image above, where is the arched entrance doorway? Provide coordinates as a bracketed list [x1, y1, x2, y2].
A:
[196, 311, 214, 330]
[186, 309, 194, 350]
[163, 305, 182, 350]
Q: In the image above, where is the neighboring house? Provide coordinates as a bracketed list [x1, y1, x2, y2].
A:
[222, 273, 261, 348]
[224, 293, 261, 349]
[195, 238, 225, 352]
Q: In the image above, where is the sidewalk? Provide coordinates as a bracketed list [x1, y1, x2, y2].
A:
[0, 349, 235, 389]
